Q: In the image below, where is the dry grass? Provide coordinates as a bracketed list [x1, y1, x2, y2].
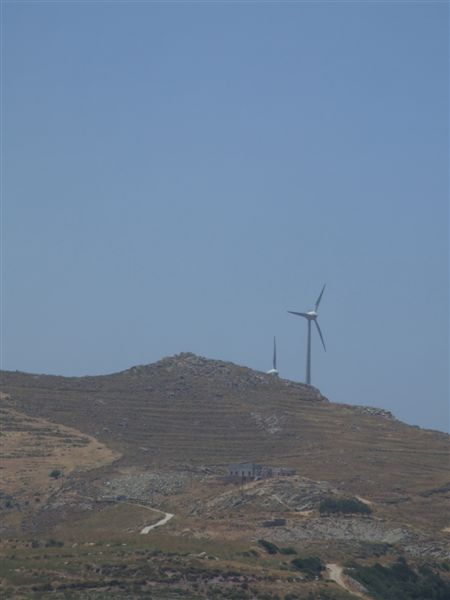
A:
[0, 396, 119, 513]
[50, 502, 162, 541]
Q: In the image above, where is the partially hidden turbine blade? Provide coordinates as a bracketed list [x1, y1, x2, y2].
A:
[287, 311, 309, 318]
[315, 320, 326, 352]
[315, 284, 326, 312]
[273, 337, 277, 371]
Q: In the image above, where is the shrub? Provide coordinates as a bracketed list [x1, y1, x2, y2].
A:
[227, 589, 251, 600]
[49, 469, 62, 479]
[291, 556, 324, 578]
[257, 539, 279, 555]
[319, 496, 372, 515]
[45, 539, 64, 547]
[346, 556, 450, 600]
[280, 547, 297, 555]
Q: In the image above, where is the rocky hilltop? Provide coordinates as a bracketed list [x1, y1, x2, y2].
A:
[124, 352, 326, 398]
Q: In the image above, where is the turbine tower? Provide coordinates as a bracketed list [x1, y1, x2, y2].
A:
[267, 336, 279, 376]
[288, 284, 326, 385]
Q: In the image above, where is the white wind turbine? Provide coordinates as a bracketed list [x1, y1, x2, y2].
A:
[288, 284, 326, 385]
[267, 336, 279, 376]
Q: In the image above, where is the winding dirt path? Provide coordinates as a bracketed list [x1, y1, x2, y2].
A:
[122, 501, 174, 534]
[141, 510, 174, 534]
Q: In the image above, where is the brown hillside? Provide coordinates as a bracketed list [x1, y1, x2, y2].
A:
[1, 353, 448, 505]
[0, 392, 119, 531]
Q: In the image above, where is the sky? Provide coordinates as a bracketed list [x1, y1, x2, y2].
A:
[3, 1, 449, 432]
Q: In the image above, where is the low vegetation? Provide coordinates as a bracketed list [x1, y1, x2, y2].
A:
[0, 538, 356, 600]
[256, 540, 299, 559]
[279, 547, 297, 555]
[290, 557, 325, 579]
[346, 556, 450, 600]
[319, 496, 372, 516]
[257, 539, 279, 555]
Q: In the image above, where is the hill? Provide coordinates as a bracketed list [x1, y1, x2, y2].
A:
[1, 353, 448, 497]
[1, 353, 449, 599]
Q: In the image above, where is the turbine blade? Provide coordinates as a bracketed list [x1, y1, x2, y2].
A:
[273, 336, 277, 370]
[315, 320, 326, 352]
[287, 311, 309, 318]
[315, 284, 326, 312]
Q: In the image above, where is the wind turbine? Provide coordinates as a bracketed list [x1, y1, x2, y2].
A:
[267, 336, 279, 376]
[288, 284, 326, 385]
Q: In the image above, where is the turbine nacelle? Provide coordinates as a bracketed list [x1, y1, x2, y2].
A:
[286, 310, 318, 320]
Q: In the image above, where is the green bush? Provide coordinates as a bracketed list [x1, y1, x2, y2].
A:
[223, 588, 251, 600]
[45, 539, 64, 547]
[257, 539, 279, 555]
[319, 496, 372, 515]
[280, 547, 297, 555]
[291, 556, 324, 578]
[49, 469, 62, 479]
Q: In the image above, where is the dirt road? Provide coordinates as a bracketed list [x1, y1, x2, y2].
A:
[140, 510, 174, 534]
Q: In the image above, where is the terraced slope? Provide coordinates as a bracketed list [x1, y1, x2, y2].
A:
[1, 354, 323, 465]
[1, 353, 449, 509]
[0, 392, 119, 532]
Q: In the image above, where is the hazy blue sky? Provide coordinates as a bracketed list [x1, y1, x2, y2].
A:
[3, 1, 448, 432]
